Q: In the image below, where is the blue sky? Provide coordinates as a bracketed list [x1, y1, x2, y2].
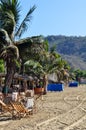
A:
[20, 0, 86, 38]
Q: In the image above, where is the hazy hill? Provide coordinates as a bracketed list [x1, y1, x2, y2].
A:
[45, 35, 86, 70]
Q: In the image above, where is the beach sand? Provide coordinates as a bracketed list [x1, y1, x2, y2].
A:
[0, 85, 86, 130]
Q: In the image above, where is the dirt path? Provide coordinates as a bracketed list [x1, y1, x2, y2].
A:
[0, 85, 86, 130]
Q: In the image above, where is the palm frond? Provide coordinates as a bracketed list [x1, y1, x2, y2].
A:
[0, 45, 19, 60]
[15, 5, 36, 38]
[0, 0, 20, 23]
[1, 11, 15, 36]
[7, 45, 19, 58]
[24, 59, 42, 68]
[0, 29, 12, 45]
[0, 0, 21, 37]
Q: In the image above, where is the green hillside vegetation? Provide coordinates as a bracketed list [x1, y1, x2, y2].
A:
[45, 35, 86, 70]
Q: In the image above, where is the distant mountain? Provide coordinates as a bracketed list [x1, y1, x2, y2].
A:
[45, 35, 86, 70]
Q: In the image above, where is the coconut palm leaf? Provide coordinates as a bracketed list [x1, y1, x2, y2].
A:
[15, 5, 36, 38]
[24, 59, 44, 77]
[0, 45, 19, 60]
[0, 0, 20, 39]
[24, 60, 42, 69]
[0, 0, 20, 24]
[0, 29, 12, 47]
[0, 0, 36, 39]
[0, 11, 15, 37]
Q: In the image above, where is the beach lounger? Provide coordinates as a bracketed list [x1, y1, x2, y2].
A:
[10, 101, 33, 119]
[0, 99, 12, 112]
[0, 99, 14, 119]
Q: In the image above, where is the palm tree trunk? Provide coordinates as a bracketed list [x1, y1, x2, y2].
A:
[43, 74, 48, 94]
[20, 62, 25, 74]
[4, 59, 16, 95]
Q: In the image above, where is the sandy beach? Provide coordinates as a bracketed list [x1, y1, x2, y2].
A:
[0, 85, 86, 130]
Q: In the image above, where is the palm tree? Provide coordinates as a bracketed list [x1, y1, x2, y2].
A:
[22, 37, 70, 93]
[24, 51, 61, 94]
[0, 0, 36, 94]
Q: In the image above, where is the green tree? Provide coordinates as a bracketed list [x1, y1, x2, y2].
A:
[24, 44, 70, 94]
[72, 69, 86, 83]
[0, 0, 36, 94]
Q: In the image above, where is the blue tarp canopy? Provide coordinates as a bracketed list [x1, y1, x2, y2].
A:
[47, 83, 64, 91]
